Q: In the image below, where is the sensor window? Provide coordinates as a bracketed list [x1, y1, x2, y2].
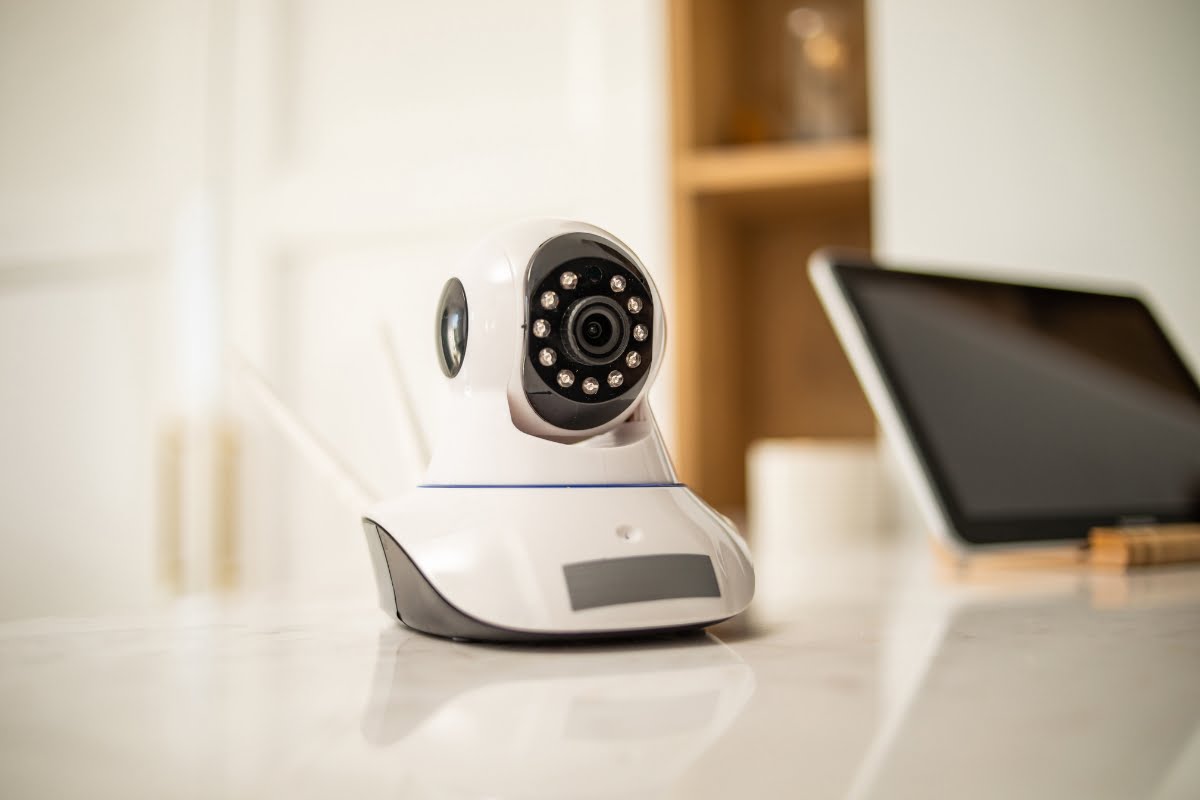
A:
[563, 554, 721, 611]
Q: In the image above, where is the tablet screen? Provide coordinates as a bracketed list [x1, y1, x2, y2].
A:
[832, 261, 1200, 543]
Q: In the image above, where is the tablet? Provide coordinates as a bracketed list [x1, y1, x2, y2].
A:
[810, 250, 1200, 548]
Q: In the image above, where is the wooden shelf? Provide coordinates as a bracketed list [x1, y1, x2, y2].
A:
[677, 139, 872, 195]
[668, 0, 876, 511]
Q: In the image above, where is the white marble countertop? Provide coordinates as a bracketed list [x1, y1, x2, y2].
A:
[2, 547, 1199, 799]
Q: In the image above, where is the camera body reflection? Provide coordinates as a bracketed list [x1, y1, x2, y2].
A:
[361, 633, 754, 798]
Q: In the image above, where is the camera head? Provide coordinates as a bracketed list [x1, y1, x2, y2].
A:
[435, 219, 665, 441]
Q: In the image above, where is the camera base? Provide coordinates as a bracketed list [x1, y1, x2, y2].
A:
[362, 485, 755, 642]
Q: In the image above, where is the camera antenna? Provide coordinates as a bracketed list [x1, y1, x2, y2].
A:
[230, 349, 382, 509]
[379, 325, 432, 468]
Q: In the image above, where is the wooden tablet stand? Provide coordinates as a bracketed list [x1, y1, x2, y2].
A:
[1088, 524, 1200, 569]
[936, 523, 1200, 574]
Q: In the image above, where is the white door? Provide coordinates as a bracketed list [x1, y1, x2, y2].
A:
[0, 0, 213, 617]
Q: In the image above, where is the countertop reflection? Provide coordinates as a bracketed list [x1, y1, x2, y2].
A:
[2, 549, 1199, 799]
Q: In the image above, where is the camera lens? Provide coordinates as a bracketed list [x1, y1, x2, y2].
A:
[582, 314, 612, 348]
[575, 306, 619, 358]
[563, 296, 629, 365]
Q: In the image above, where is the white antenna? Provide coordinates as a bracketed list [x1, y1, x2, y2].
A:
[230, 349, 382, 509]
[379, 325, 432, 468]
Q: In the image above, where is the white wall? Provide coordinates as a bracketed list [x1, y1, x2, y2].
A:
[0, 0, 671, 616]
[869, 0, 1200, 364]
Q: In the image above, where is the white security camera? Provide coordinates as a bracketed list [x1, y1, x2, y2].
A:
[363, 219, 754, 641]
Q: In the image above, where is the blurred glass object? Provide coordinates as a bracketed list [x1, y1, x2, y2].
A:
[732, 0, 868, 144]
[782, 4, 856, 140]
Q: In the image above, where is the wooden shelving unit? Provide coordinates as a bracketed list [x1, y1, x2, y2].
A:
[669, 0, 876, 510]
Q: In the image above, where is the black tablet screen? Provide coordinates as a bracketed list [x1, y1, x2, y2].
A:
[836, 263, 1200, 543]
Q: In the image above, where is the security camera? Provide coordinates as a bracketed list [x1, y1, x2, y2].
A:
[363, 219, 755, 642]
